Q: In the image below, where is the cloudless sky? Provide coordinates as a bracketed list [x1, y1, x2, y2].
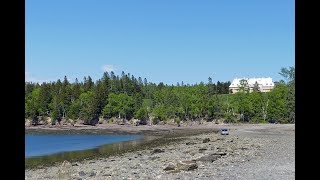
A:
[26, 0, 294, 85]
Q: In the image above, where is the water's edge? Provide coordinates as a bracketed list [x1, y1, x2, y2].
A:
[25, 135, 160, 169]
[25, 128, 218, 169]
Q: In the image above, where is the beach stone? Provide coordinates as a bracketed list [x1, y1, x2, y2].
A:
[177, 160, 198, 171]
[149, 156, 160, 161]
[131, 163, 142, 169]
[203, 138, 210, 143]
[199, 148, 207, 152]
[226, 147, 234, 152]
[211, 137, 218, 142]
[197, 154, 222, 162]
[89, 171, 96, 177]
[241, 147, 249, 150]
[57, 160, 72, 179]
[152, 149, 165, 154]
[103, 173, 112, 176]
[186, 142, 196, 145]
[217, 147, 228, 152]
[213, 151, 227, 156]
[164, 162, 176, 171]
[79, 171, 86, 176]
[25, 119, 31, 126]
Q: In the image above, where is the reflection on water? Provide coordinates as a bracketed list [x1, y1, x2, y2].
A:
[25, 136, 156, 169]
[26, 134, 143, 157]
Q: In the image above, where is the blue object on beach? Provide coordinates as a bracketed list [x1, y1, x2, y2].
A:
[220, 128, 229, 135]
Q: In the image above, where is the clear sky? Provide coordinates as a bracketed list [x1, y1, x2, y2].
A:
[26, 0, 294, 85]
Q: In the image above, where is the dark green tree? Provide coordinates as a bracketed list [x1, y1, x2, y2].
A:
[102, 93, 135, 120]
[279, 66, 295, 123]
[238, 79, 250, 93]
[207, 77, 215, 96]
[84, 76, 94, 92]
[25, 88, 41, 125]
[78, 91, 99, 125]
[252, 81, 260, 92]
[267, 84, 289, 123]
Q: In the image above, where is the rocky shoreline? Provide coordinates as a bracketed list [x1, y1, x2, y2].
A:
[25, 123, 295, 179]
[25, 122, 222, 136]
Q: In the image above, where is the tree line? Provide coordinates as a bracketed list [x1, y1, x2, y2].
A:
[25, 67, 295, 125]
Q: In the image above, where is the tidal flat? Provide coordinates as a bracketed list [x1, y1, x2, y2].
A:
[25, 123, 295, 179]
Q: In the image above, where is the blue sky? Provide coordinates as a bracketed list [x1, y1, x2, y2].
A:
[26, 0, 294, 85]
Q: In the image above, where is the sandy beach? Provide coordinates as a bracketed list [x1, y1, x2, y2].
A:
[25, 123, 295, 179]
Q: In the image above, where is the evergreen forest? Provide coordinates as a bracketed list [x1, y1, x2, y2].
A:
[25, 67, 295, 126]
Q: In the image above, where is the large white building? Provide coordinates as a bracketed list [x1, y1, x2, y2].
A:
[229, 77, 275, 94]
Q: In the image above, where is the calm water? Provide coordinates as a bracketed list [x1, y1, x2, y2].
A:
[25, 134, 143, 158]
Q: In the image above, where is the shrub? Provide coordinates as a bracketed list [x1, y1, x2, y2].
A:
[224, 113, 237, 123]
[174, 118, 181, 124]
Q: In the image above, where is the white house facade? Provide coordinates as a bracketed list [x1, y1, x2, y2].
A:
[229, 77, 275, 94]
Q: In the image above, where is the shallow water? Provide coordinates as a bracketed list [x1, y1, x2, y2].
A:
[25, 133, 162, 169]
[26, 134, 143, 158]
[25, 128, 216, 169]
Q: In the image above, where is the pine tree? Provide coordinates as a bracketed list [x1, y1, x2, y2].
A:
[252, 81, 260, 92]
